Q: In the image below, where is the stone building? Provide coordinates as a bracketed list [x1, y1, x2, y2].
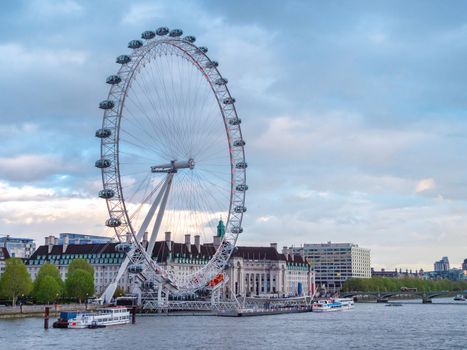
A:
[26, 220, 314, 298]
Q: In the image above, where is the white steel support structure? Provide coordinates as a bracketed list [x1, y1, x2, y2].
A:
[96, 27, 247, 305]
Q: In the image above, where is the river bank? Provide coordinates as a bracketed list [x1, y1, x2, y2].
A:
[0, 304, 102, 319]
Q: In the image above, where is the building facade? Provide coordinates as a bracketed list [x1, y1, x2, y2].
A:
[434, 256, 450, 272]
[26, 222, 314, 298]
[56, 233, 114, 245]
[292, 242, 371, 291]
[0, 235, 36, 258]
[0, 247, 10, 276]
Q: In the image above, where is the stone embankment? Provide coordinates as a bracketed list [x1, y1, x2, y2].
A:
[0, 304, 102, 319]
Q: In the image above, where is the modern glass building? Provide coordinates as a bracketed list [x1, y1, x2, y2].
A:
[0, 235, 36, 258]
[57, 233, 114, 245]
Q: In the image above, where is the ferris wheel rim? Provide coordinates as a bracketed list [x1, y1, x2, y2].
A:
[97, 29, 247, 292]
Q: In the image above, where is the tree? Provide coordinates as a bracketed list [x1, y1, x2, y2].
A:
[33, 263, 64, 302]
[113, 286, 125, 299]
[65, 269, 94, 303]
[68, 259, 94, 276]
[0, 258, 33, 306]
[35, 275, 62, 304]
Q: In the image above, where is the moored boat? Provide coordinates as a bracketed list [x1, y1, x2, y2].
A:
[333, 298, 354, 310]
[453, 295, 466, 301]
[54, 307, 130, 329]
[312, 299, 343, 312]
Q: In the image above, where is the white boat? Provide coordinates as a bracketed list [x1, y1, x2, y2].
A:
[334, 298, 354, 310]
[453, 295, 466, 301]
[67, 307, 130, 329]
[312, 299, 343, 312]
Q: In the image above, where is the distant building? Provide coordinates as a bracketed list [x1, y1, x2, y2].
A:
[434, 256, 450, 272]
[56, 233, 114, 245]
[371, 268, 424, 279]
[0, 235, 36, 258]
[462, 259, 467, 272]
[292, 242, 371, 291]
[0, 247, 10, 276]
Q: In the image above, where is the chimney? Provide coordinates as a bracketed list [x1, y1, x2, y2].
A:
[282, 246, 289, 260]
[47, 235, 55, 254]
[299, 248, 305, 259]
[62, 236, 69, 254]
[270, 243, 278, 251]
[185, 234, 191, 253]
[142, 231, 149, 248]
[165, 231, 172, 251]
[213, 236, 221, 249]
[289, 248, 294, 262]
[194, 235, 201, 253]
[126, 232, 132, 243]
[45, 236, 49, 245]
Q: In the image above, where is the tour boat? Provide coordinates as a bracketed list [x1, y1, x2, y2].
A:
[453, 295, 466, 301]
[312, 299, 343, 312]
[53, 307, 130, 329]
[333, 298, 354, 310]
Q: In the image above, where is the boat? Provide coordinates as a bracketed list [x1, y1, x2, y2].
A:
[312, 299, 343, 312]
[333, 298, 354, 310]
[53, 307, 130, 329]
[453, 295, 466, 301]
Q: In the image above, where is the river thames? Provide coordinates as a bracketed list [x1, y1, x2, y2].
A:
[0, 299, 465, 350]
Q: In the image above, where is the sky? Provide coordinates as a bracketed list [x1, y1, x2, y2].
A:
[0, 0, 466, 271]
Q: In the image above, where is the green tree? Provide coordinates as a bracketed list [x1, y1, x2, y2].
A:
[68, 259, 94, 276]
[113, 286, 125, 299]
[65, 269, 94, 303]
[35, 275, 62, 304]
[33, 263, 63, 302]
[0, 258, 33, 305]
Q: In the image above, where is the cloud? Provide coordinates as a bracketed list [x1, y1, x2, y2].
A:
[121, 3, 164, 25]
[0, 154, 79, 181]
[0, 43, 88, 69]
[415, 178, 436, 193]
[27, 0, 83, 18]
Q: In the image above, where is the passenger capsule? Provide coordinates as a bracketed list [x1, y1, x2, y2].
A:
[116, 55, 131, 64]
[233, 140, 245, 147]
[228, 118, 242, 126]
[223, 97, 236, 105]
[105, 217, 121, 227]
[234, 205, 247, 213]
[128, 264, 144, 274]
[115, 242, 132, 253]
[106, 75, 121, 85]
[231, 227, 243, 234]
[156, 27, 169, 36]
[235, 161, 248, 169]
[128, 40, 143, 49]
[95, 128, 112, 138]
[98, 189, 115, 199]
[183, 35, 196, 43]
[236, 184, 248, 191]
[141, 30, 155, 40]
[198, 46, 208, 53]
[215, 78, 228, 85]
[95, 159, 111, 168]
[99, 100, 115, 110]
[169, 29, 183, 37]
[205, 61, 218, 69]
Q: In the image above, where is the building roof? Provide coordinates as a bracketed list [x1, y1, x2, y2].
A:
[28, 241, 309, 266]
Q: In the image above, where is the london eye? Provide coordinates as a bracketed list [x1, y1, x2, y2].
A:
[95, 27, 247, 302]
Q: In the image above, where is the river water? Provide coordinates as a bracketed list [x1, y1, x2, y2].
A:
[0, 299, 465, 350]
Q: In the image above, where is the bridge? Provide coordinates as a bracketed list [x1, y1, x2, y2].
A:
[341, 291, 449, 303]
